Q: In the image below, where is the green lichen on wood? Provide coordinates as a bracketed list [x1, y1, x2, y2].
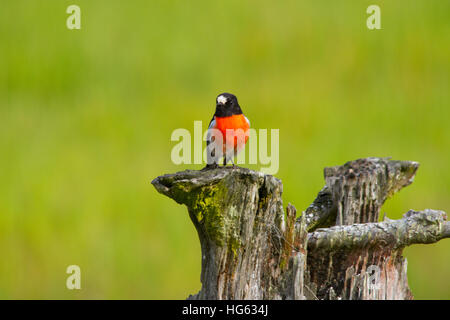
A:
[190, 183, 228, 247]
[152, 169, 254, 253]
[175, 180, 243, 250]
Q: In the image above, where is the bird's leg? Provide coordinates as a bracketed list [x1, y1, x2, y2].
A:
[230, 157, 236, 168]
[223, 157, 228, 167]
[204, 147, 219, 170]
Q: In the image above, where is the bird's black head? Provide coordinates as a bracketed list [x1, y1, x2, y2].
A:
[215, 93, 243, 117]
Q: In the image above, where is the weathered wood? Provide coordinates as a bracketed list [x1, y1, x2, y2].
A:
[152, 167, 307, 299]
[324, 157, 419, 225]
[152, 158, 449, 300]
[306, 209, 448, 299]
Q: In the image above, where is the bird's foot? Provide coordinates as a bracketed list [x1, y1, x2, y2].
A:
[202, 163, 219, 171]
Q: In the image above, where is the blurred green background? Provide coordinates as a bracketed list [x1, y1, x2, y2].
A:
[0, 0, 449, 299]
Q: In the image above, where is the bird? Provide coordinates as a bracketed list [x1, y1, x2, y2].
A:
[205, 93, 250, 169]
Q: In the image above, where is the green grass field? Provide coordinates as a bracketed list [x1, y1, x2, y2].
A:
[0, 1, 449, 299]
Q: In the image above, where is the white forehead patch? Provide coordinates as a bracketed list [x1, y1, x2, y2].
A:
[217, 95, 227, 105]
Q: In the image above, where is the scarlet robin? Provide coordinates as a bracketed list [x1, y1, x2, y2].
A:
[206, 93, 250, 169]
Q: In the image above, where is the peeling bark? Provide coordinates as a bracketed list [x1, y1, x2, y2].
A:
[152, 158, 449, 300]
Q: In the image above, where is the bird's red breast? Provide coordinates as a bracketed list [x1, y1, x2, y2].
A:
[214, 114, 250, 152]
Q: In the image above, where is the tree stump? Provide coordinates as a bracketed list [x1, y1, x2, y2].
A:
[152, 158, 449, 300]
